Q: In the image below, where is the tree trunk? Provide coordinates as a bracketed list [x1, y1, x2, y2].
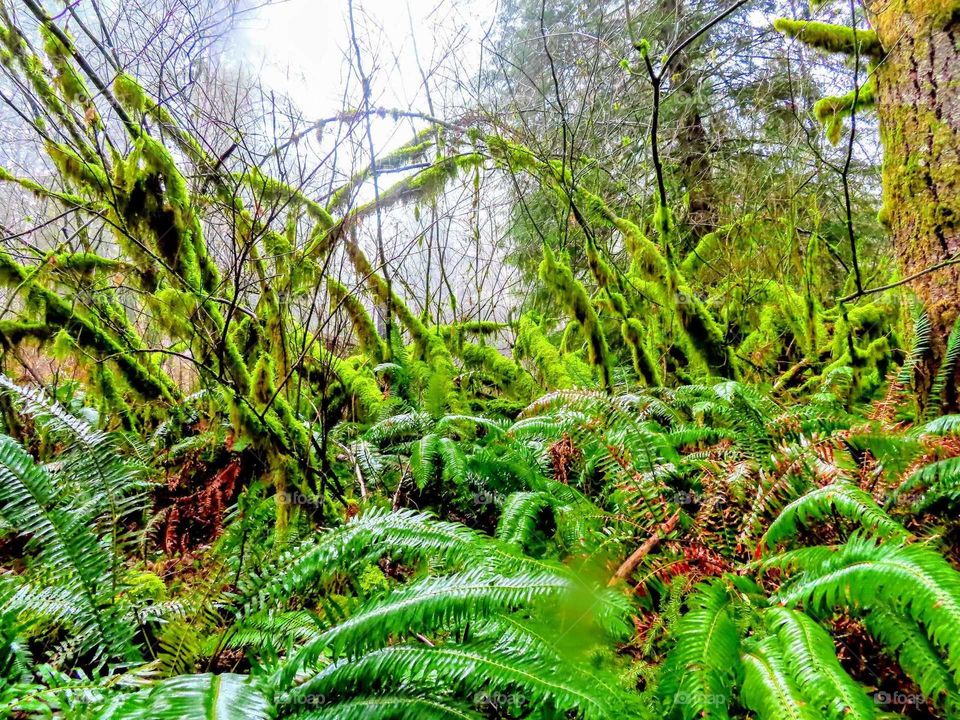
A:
[870, 1, 960, 409]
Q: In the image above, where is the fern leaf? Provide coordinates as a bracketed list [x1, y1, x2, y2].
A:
[761, 481, 907, 550]
[657, 579, 740, 719]
[765, 607, 876, 719]
[98, 673, 271, 720]
[740, 636, 821, 720]
[774, 534, 960, 684]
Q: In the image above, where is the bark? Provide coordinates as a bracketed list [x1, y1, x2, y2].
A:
[663, 0, 718, 243]
[869, 0, 960, 409]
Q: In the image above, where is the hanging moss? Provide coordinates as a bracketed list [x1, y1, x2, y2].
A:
[456, 340, 536, 399]
[621, 318, 661, 386]
[45, 141, 108, 192]
[813, 77, 877, 145]
[538, 245, 612, 389]
[679, 231, 720, 275]
[0, 252, 178, 401]
[0, 320, 51, 348]
[350, 153, 484, 218]
[95, 363, 136, 431]
[773, 19, 882, 57]
[514, 314, 573, 389]
[327, 278, 388, 363]
[242, 167, 334, 229]
[113, 72, 146, 112]
[584, 235, 629, 316]
[38, 26, 89, 103]
[44, 252, 121, 276]
[437, 320, 508, 339]
[325, 353, 384, 418]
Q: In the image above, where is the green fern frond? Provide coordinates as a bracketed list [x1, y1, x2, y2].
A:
[97, 672, 271, 720]
[496, 491, 555, 546]
[897, 456, 960, 511]
[773, 534, 960, 683]
[761, 480, 907, 550]
[924, 317, 960, 420]
[740, 635, 821, 720]
[287, 641, 633, 720]
[658, 579, 741, 719]
[863, 604, 960, 714]
[765, 607, 876, 720]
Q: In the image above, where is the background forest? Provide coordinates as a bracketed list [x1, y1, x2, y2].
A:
[0, 0, 959, 718]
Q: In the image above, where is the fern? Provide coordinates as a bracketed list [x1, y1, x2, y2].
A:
[773, 534, 960, 683]
[863, 604, 960, 714]
[97, 673, 271, 720]
[897, 456, 960, 511]
[740, 635, 821, 720]
[765, 607, 876, 719]
[0, 433, 138, 663]
[761, 480, 907, 550]
[657, 579, 741, 719]
[924, 316, 960, 420]
[496, 490, 555, 546]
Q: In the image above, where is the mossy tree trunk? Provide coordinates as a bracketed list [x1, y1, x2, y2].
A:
[870, 0, 960, 408]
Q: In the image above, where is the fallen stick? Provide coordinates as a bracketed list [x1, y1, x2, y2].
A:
[608, 510, 681, 587]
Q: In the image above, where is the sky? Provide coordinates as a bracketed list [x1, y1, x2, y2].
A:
[236, 0, 499, 119]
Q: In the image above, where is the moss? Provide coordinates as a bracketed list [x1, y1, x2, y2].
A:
[326, 353, 384, 417]
[456, 341, 536, 399]
[0, 252, 178, 401]
[621, 318, 660, 386]
[344, 236, 461, 411]
[680, 232, 720, 275]
[437, 320, 508, 338]
[0, 320, 51, 348]
[327, 278, 388, 363]
[773, 19, 882, 57]
[813, 77, 876, 145]
[45, 142, 108, 191]
[514, 314, 574, 389]
[653, 203, 673, 244]
[584, 235, 629, 317]
[358, 153, 483, 213]
[113, 72, 146, 112]
[538, 245, 612, 389]
[39, 26, 88, 103]
[242, 167, 334, 229]
[45, 252, 120, 276]
[126, 136, 211, 292]
[95, 363, 136, 431]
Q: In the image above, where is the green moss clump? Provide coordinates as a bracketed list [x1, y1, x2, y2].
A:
[514, 314, 575, 389]
[45, 142, 108, 191]
[456, 341, 536, 399]
[328, 279, 388, 363]
[0, 320, 51, 348]
[538, 245, 612, 389]
[39, 26, 88, 103]
[326, 352, 384, 417]
[813, 77, 877, 145]
[621, 319, 660, 386]
[243, 167, 334, 229]
[773, 19, 882, 57]
[113, 72, 147, 112]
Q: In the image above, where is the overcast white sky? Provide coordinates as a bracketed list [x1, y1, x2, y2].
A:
[236, 0, 498, 118]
